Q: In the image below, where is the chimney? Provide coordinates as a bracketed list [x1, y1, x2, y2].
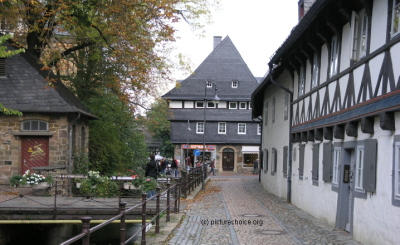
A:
[213, 36, 222, 49]
[298, 0, 315, 21]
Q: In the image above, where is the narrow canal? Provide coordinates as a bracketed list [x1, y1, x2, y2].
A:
[0, 223, 140, 244]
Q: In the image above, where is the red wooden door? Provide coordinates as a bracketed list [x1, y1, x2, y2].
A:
[21, 137, 49, 174]
[222, 152, 234, 171]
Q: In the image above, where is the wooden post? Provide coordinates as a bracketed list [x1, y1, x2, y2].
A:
[155, 187, 161, 234]
[166, 183, 171, 222]
[141, 193, 147, 245]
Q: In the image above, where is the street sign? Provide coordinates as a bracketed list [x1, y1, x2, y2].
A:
[193, 149, 201, 156]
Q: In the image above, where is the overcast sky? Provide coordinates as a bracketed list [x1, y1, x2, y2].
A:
[171, 0, 300, 79]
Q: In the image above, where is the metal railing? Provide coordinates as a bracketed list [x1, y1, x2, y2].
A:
[60, 182, 180, 245]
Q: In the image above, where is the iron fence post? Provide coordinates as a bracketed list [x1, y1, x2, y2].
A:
[156, 186, 161, 234]
[141, 193, 147, 245]
[166, 183, 170, 222]
[119, 202, 127, 245]
[81, 216, 92, 245]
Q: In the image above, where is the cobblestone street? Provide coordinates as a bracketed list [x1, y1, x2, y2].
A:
[169, 175, 362, 245]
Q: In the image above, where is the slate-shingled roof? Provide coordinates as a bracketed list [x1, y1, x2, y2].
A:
[163, 36, 259, 101]
[0, 43, 97, 119]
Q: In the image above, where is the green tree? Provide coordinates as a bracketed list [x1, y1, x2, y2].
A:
[139, 98, 174, 158]
[0, 34, 24, 116]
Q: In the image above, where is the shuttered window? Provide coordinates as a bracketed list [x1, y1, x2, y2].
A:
[299, 144, 305, 180]
[283, 146, 288, 178]
[363, 139, 377, 192]
[271, 148, 277, 175]
[312, 143, 320, 185]
[263, 149, 269, 173]
[355, 145, 365, 192]
[322, 143, 332, 182]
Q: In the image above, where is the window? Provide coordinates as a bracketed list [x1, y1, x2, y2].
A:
[311, 53, 319, 88]
[239, 102, 246, 109]
[329, 35, 339, 77]
[392, 0, 400, 36]
[264, 103, 268, 125]
[238, 123, 246, 134]
[272, 97, 276, 123]
[271, 148, 277, 175]
[351, 10, 368, 61]
[0, 58, 5, 77]
[206, 81, 213, 88]
[207, 101, 216, 108]
[232, 81, 238, 88]
[332, 148, 341, 186]
[196, 122, 204, 134]
[394, 141, 400, 203]
[355, 145, 365, 192]
[312, 143, 320, 185]
[283, 146, 288, 178]
[299, 144, 305, 179]
[299, 65, 305, 96]
[263, 149, 269, 173]
[218, 122, 226, 134]
[22, 120, 48, 131]
[284, 93, 289, 121]
[195, 101, 204, 108]
[257, 124, 261, 135]
[249, 102, 252, 109]
[229, 102, 237, 109]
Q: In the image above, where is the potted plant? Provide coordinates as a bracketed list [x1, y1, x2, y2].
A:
[74, 178, 84, 188]
[9, 175, 23, 187]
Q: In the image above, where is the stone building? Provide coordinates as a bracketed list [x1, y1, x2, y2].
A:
[0, 43, 96, 184]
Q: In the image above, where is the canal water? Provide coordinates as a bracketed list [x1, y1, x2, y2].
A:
[0, 223, 140, 245]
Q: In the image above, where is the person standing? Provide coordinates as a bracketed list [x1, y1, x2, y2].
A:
[160, 158, 167, 175]
[253, 159, 259, 175]
[208, 159, 216, 176]
[145, 154, 160, 198]
[171, 158, 178, 177]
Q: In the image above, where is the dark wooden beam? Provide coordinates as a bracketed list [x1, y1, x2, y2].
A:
[301, 131, 308, 142]
[345, 121, 358, 137]
[315, 128, 323, 141]
[323, 127, 333, 140]
[361, 117, 374, 134]
[334, 124, 345, 139]
[307, 130, 315, 142]
[380, 112, 395, 131]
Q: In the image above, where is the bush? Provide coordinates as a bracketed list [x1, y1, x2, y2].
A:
[96, 180, 119, 197]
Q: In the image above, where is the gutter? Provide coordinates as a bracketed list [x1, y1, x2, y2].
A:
[268, 68, 294, 203]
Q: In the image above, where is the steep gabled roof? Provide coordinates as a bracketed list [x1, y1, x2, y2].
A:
[163, 36, 258, 101]
[0, 43, 97, 119]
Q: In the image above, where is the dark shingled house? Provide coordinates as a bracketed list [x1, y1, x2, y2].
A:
[0, 43, 97, 184]
[162, 36, 260, 173]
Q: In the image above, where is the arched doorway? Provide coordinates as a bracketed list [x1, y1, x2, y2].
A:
[222, 148, 234, 171]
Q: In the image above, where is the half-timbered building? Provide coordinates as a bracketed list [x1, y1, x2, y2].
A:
[251, 0, 400, 244]
[163, 36, 260, 173]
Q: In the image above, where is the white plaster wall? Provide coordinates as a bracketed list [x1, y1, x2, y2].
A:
[352, 115, 400, 245]
[370, 0, 388, 53]
[391, 43, 400, 79]
[169, 101, 182, 108]
[260, 70, 291, 199]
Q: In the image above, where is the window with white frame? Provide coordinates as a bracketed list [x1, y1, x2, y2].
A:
[229, 102, 237, 109]
[249, 102, 252, 109]
[355, 145, 365, 192]
[22, 120, 49, 131]
[299, 65, 305, 96]
[395, 141, 400, 200]
[207, 101, 216, 108]
[392, 0, 400, 37]
[196, 122, 204, 134]
[311, 53, 320, 88]
[218, 122, 226, 134]
[284, 92, 289, 121]
[332, 148, 341, 186]
[329, 35, 339, 77]
[232, 81, 238, 88]
[195, 101, 205, 108]
[351, 9, 368, 61]
[239, 102, 246, 109]
[257, 124, 261, 135]
[238, 123, 246, 134]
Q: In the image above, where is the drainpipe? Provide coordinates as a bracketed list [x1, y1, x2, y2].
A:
[68, 113, 81, 196]
[268, 68, 293, 203]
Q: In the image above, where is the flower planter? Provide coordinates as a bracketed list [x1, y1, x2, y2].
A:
[76, 183, 81, 188]
[36, 182, 51, 188]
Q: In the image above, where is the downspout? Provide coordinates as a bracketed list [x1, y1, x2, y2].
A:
[268, 68, 293, 203]
[68, 113, 81, 196]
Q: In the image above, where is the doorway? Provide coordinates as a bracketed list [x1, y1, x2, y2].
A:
[21, 137, 49, 174]
[222, 148, 234, 171]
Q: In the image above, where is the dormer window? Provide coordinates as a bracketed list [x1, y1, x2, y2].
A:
[232, 81, 238, 88]
[21, 120, 49, 131]
[206, 81, 213, 88]
[0, 58, 5, 78]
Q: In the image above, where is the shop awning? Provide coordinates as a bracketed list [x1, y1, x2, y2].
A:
[242, 146, 259, 154]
